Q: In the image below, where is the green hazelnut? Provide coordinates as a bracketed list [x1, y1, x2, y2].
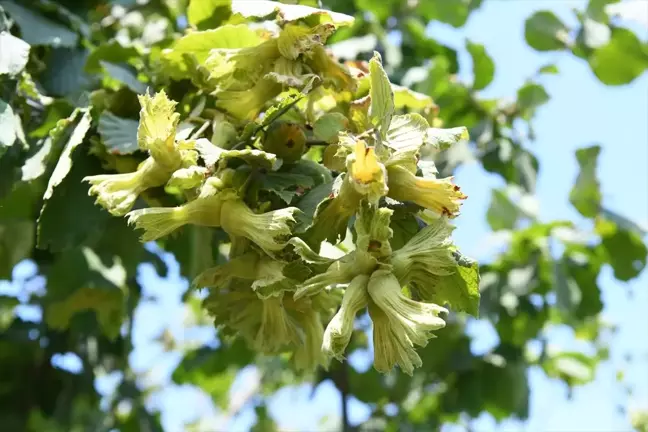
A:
[262, 122, 307, 163]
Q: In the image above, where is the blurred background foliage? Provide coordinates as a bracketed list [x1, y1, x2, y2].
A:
[0, 0, 647, 431]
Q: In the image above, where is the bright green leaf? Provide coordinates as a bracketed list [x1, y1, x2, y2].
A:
[525, 11, 570, 51]
[219, 148, 280, 171]
[417, 0, 481, 28]
[162, 25, 263, 79]
[187, 0, 229, 29]
[596, 217, 647, 281]
[569, 145, 601, 218]
[589, 28, 648, 85]
[600, 208, 647, 235]
[369, 51, 394, 137]
[466, 40, 495, 90]
[425, 126, 469, 150]
[517, 82, 550, 119]
[544, 352, 597, 386]
[420, 250, 481, 317]
[538, 64, 559, 74]
[386, 113, 429, 152]
[392, 84, 435, 111]
[231, 0, 354, 26]
[313, 113, 348, 143]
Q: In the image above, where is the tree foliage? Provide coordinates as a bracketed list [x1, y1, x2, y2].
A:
[0, 0, 646, 430]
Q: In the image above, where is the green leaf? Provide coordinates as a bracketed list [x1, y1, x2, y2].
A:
[0, 1, 78, 47]
[0, 220, 33, 279]
[37, 111, 109, 251]
[231, 1, 354, 26]
[258, 90, 304, 130]
[21, 137, 55, 182]
[37, 154, 111, 252]
[517, 82, 550, 120]
[418, 250, 481, 317]
[40, 48, 92, 97]
[173, 340, 255, 405]
[85, 41, 141, 73]
[554, 258, 581, 316]
[524, 11, 569, 51]
[369, 51, 394, 137]
[100, 61, 147, 94]
[389, 210, 419, 251]
[0, 31, 29, 76]
[162, 25, 263, 79]
[187, 0, 230, 29]
[277, 23, 335, 60]
[98, 112, 139, 155]
[466, 40, 494, 90]
[0, 295, 19, 330]
[386, 113, 429, 152]
[165, 226, 217, 281]
[538, 64, 559, 74]
[263, 172, 315, 204]
[569, 145, 601, 218]
[40, 110, 91, 204]
[29, 99, 74, 139]
[417, 0, 482, 28]
[418, 159, 438, 178]
[294, 181, 333, 232]
[426, 126, 469, 150]
[219, 148, 280, 171]
[313, 113, 348, 143]
[600, 208, 647, 235]
[596, 217, 647, 281]
[564, 250, 603, 319]
[543, 352, 597, 386]
[589, 28, 648, 85]
[45, 247, 125, 339]
[354, 0, 398, 22]
[392, 84, 435, 111]
[486, 189, 520, 231]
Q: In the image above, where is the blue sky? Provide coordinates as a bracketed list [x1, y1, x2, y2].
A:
[2, 1, 647, 431]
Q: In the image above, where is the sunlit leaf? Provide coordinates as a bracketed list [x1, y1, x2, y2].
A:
[569, 145, 601, 218]
[0, 31, 29, 76]
[589, 28, 648, 85]
[369, 51, 394, 136]
[466, 40, 494, 90]
[525, 11, 570, 51]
